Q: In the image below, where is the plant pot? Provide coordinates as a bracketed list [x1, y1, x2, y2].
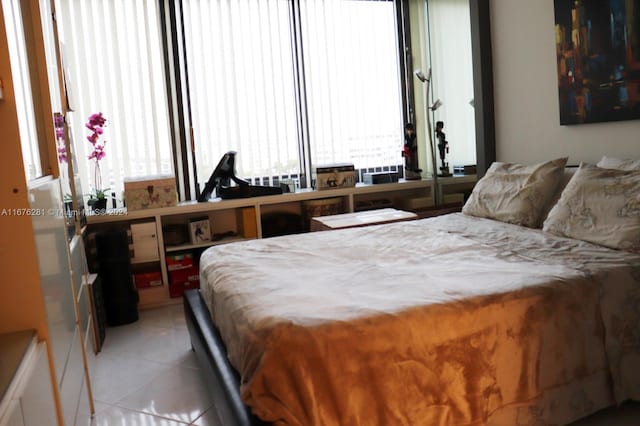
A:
[89, 198, 108, 214]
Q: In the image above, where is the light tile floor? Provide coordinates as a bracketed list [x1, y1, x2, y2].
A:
[82, 303, 221, 425]
[81, 304, 640, 425]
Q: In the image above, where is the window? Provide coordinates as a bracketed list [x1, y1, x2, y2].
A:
[180, 0, 300, 186]
[3, 0, 43, 181]
[57, 0, 173, 203]
[181, 0, 406, 192]
[299, 0, 404, 171]
[56, 0, 409, 204]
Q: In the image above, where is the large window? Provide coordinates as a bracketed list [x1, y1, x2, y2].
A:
[3, 0, 43, 181]
[57, 0, 408, 203]
[182, 0, 406, 191]
[57, 0, 173, 204]
[181, 0, 300, 186]
[300, 0, 404, 171]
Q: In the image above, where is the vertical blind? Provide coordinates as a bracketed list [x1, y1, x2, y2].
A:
[57, 0, 172, 203]
[182, 0, 404, 189]
[55, 0, 406, 202]
[182, 0, 301, 186]
[299, 0, 404, 170]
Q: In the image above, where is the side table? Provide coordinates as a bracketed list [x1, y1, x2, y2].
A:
[310, 208, 418, 231]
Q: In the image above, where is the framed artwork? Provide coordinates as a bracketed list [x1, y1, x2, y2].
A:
[553, 0, 640, 125]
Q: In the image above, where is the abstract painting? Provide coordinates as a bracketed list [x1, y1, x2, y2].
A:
[553, 0, 640, 124]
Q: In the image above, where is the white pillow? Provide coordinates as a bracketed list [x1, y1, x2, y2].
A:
[462, 157, 568, 228]
[543, 163, 640, 253]
[596, 156, 640, 171]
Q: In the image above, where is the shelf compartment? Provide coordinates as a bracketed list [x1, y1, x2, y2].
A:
[165, 236, 250, 253]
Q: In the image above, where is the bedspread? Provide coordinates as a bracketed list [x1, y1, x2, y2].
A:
[199, 213, 640, 425]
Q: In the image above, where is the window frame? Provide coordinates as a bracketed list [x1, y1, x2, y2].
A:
[164, 0, 415, 200]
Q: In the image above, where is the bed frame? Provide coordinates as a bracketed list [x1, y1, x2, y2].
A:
[183, 289, 268, 426]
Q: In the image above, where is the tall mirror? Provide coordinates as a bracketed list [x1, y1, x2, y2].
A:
[38, 0, 85, 235]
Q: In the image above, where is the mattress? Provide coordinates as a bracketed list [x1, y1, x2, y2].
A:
[199, 213, 640, 425]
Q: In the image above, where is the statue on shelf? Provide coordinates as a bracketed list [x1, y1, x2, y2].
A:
[402, 123, 422, 180]
[435, 121, 452, 177]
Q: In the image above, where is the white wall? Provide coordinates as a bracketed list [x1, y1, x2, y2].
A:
[490, 0, 640, 165]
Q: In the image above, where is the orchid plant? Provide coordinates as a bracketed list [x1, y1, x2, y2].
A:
[86, 112, 110, 200]
[53, 113, 73, 203]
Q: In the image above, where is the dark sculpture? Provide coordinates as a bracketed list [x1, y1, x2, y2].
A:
[435, 121, 451, 177]
[198, 151, 282, 201]
[403, 123, 422, 180]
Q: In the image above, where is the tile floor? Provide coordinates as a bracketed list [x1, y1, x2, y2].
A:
[81, 303, 221, 425]
[81, 303, 640, 425]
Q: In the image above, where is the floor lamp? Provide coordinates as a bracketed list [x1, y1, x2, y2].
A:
[415, 69, 443, 207]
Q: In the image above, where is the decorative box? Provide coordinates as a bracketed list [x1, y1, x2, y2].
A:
[124, 175, 177, 211]
[189, 217, 211, 244]
[313, 163, 356, 190]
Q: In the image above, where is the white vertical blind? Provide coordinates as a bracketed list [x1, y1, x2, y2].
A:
[426, 0, 476, 168]
[300, 0, 404, 170]
[57, 0, 172, 203]
[183, 0, 404, 187]
[53, 0, 407, 199]
[2, 0, 42, 181]
[183, 0, 300, 185]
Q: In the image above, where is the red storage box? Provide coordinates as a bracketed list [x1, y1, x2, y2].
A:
[167, 252, 200, 297]
[133, 271, 163, 289]
[166, 253, 194, 271]
[169, 267, 200, 298]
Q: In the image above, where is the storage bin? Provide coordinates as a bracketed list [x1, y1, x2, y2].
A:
[313, 163, 356, 190]
[124, 175, 177, 211]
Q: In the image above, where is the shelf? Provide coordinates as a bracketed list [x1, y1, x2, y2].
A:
[165, 236, 250, 253]
[131, 257, 160, 264]
[84, 178, 433, 309]
[86, 179, 433, 225]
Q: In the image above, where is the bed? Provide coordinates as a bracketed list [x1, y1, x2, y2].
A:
[184, 158, 640, 425]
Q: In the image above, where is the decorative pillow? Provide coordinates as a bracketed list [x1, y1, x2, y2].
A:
[596, 155, 640, 171]
[462, 157, 568, 228]
[543, 163, 640, 253]
[539, 166, 578, 222]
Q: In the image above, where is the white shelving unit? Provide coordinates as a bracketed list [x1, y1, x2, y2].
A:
[86, 179, 433, 308]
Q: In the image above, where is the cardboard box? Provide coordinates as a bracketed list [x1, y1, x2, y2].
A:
[124, 175, 177, 211]
[313, 163, 356, 190]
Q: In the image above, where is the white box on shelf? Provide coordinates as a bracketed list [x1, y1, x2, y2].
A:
[124, 174, 178, 211]
[189, 218, 211, 244]
[132, 240, 159, 261]
[130, 222, 159, 261]
[130, 222, 157, 241]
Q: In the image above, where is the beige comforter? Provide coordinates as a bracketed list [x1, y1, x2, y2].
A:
[199, 213, 640, 425]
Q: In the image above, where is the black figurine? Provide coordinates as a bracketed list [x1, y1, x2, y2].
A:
[403, 123, 422, 180]
[435, 121, 451, 177]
